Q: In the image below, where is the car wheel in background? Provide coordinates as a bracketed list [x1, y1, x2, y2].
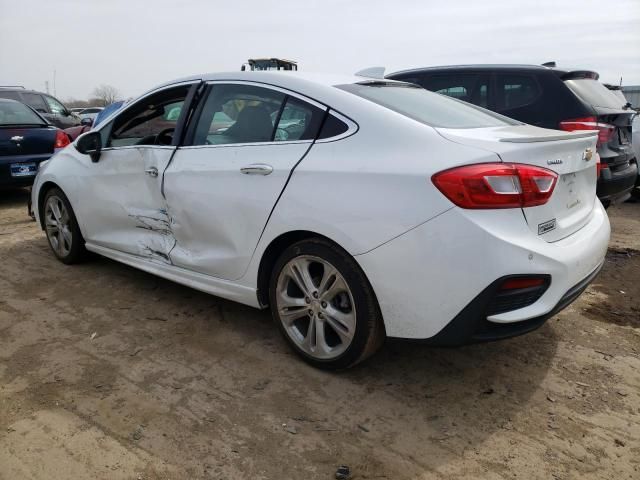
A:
[269, 238, 385, 369]
[43, 187, 87, 264]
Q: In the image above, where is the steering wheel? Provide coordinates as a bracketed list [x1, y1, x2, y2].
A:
[155, 128, 175, 145]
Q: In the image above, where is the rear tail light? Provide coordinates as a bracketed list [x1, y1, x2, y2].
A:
[54, 130, 71, 149]
[431, 163, 558, 209]
[559, 116, 615, 146]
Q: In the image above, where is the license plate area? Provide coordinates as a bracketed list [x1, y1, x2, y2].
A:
[10, 162, 37, 177]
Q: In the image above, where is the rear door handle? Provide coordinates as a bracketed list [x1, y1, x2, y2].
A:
[145, 167, 158, 177]
[240, 164, 273, 175]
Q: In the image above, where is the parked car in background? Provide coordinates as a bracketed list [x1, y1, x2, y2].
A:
[0, 98, 70, 187]
[0, 86, 81, 129]
[387, 65, 638, 207]
[64, 102, 127, 141]
[32, 72, 609, 369]
[70, 107, 86, 115]
[78, 106, 103, 121]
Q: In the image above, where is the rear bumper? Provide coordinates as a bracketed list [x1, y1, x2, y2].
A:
[355, 201, 610, 340]
[597, 161, 638, 202]
[420, 260, 603, 346]
[0, 153, 52, 187]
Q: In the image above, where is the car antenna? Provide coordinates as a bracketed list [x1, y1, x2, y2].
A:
[355, 67, 386, 79]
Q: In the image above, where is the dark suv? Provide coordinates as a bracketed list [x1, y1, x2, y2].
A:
[387, 65, 638, 206]
[0, 86, 80, 129]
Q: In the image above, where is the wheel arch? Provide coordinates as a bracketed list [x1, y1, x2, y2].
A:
[256, 230, 379, 309]
[37, 181, 63, 230]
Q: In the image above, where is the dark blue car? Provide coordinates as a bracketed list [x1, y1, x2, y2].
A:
[0, 98, 70, 187]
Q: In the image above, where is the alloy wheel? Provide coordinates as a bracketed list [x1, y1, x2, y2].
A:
[275, 255, 356, 360]
[44, 195, 72, 257]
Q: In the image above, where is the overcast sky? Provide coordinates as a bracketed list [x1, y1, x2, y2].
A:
[1, 0, 639, 101]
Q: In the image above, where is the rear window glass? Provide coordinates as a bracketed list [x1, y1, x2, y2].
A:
[0, 101, 45, 125]
[337, 82, 519, 129]
[564, 79, 627, 110]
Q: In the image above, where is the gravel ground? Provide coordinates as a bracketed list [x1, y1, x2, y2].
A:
[1, 188, 638, 480]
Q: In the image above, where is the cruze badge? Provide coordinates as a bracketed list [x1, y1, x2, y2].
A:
[583, 148, 593, 161]
[547, 159, 563, 165]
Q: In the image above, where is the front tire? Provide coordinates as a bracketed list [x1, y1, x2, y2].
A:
[43, 187, 87, 264]
[269, 238, 384, 370]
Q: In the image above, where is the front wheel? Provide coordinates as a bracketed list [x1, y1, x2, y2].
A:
[269, 238, 384, 369]
[43, 187, 87, 264]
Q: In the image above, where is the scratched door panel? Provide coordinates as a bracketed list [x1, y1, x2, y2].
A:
[78, 146, 175, 261]
[164, 142, 310, 280]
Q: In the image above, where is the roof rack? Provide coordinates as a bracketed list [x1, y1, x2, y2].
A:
[0, 85, 25, 89]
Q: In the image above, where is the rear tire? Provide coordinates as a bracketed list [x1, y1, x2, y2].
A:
[269, 238, 385, 370]
[43, 187, 87, 264]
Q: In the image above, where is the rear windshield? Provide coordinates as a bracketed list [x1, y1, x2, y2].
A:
[564, 79, 627, 110]
[0, 101, 45, 126]
[337, 82, 521, 128]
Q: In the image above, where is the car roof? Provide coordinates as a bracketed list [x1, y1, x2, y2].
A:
[388, 64, 599, 80]
[153, 71, 375, 90]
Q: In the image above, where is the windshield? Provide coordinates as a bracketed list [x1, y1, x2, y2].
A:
[337, 82, 521, 128]
[564, 79, 628, 110]
[0, 101, 46, 126]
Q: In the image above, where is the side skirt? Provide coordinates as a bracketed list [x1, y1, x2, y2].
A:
[85, 243, 261, 308]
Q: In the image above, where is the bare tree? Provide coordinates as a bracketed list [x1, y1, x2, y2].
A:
[91, 85, 121, 106]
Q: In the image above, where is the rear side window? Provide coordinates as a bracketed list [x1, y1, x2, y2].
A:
[191, 84, 326, 145]
[317, 112, 349, 139]
[337, 82, 519, 129]
[21, 92, 48, 113]
[274, 97, 325, 142]
[564, 79, 627, 110]
[495, 74, 540, 111]
[192, 84, 285, 145]
[420, 74, 490, 108]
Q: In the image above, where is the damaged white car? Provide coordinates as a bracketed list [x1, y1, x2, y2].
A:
[32, 72, 610, 369]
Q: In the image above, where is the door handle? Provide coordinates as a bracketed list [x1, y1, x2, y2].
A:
[240, 164, 273, 175]
[145, 167, 158, 178]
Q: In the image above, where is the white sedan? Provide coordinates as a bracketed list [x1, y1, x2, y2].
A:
[31, 72, 610, 369]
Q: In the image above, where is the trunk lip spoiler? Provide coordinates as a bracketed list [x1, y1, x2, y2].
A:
[499, 131, 597, 143]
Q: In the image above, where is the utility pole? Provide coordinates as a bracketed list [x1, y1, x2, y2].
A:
[53, 69, 57, 97]
[45, 81, 50, 94]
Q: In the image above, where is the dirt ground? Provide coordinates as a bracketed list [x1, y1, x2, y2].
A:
[0, 188, 638, 480]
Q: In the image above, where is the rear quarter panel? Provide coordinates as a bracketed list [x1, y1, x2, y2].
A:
[240, 103, 501, 288]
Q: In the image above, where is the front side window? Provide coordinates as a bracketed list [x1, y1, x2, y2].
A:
[108, 85, 190, 147]
[338, 82, 519, 129]
[21, 93, 48, 113]
[44, 95, 67, 115]
[495, 74, 540, 111]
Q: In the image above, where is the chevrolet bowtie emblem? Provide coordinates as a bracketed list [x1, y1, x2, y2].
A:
[583, 148, 593, 161]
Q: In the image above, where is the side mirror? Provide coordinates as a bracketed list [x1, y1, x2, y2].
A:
[80, 117, 93, 127]
[76, 131, 102, 163]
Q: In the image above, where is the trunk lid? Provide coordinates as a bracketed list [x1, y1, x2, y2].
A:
[437, 124, 599, 242]
[0, 126, 56, 156]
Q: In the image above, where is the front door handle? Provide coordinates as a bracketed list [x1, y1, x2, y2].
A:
[145, 167, 158, 178]
[240, 164, 273, 176]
